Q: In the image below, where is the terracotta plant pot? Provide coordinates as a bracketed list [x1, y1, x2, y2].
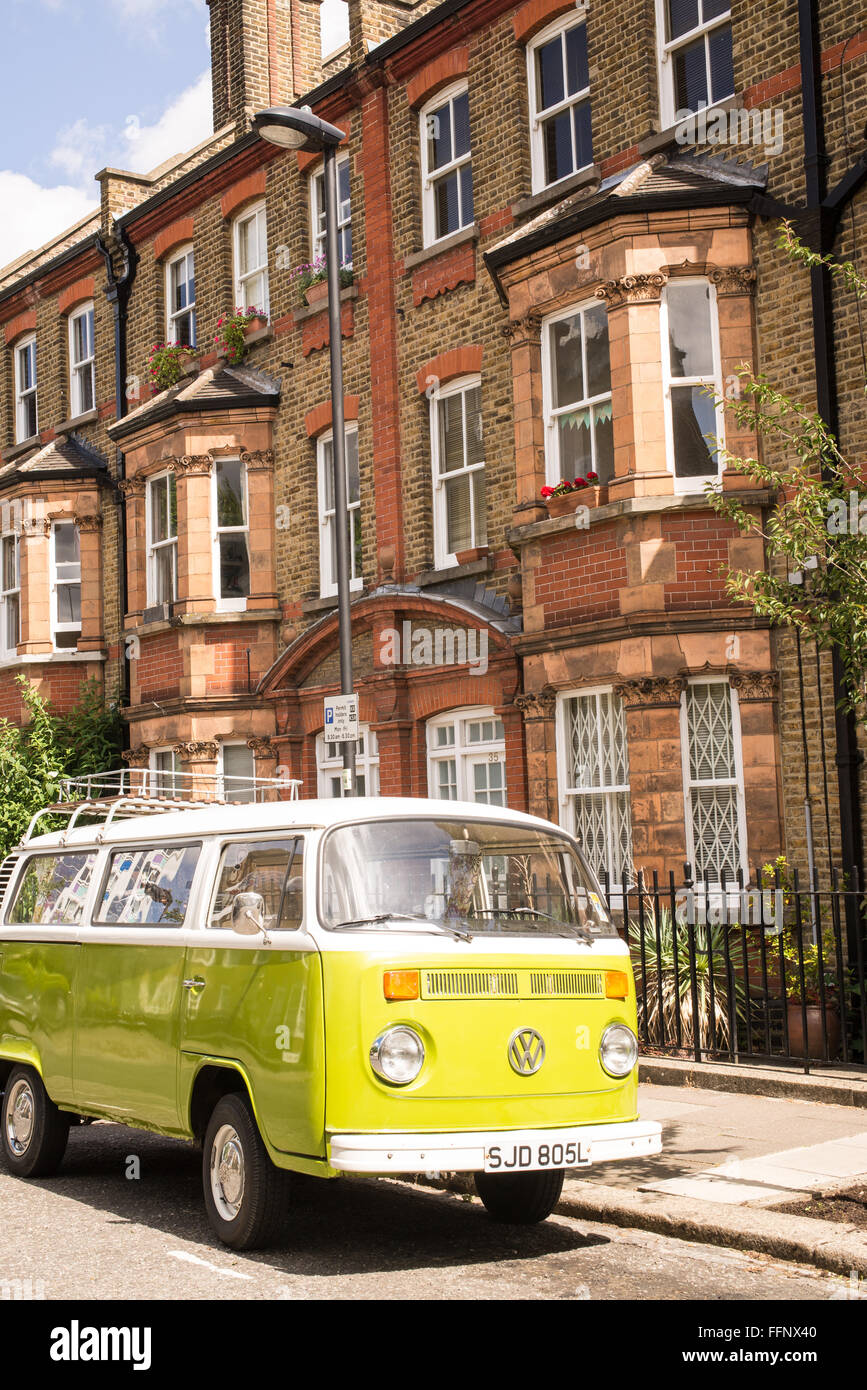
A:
[786, 1001, 841, 1059]
[454, 546, 490, 565]
[244, 316, 268, 335]
[546, 487, 594, 517]
[304, 281, 329, 308]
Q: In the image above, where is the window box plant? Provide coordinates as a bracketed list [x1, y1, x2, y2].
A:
[540, 473, 605, 516]
[214, 308, 268, 365]
[147, 343, 196, 393]
[288, 256, 354, 308]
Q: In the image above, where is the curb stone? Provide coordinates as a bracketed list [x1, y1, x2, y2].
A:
[639, 1058, 867, 1108]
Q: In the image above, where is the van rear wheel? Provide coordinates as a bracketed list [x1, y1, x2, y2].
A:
[1, 1066, 70, 1178]
[202, 1093, 289, 1250]
[474, 1167, 565, 1224]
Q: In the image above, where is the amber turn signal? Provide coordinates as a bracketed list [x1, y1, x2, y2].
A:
[383, 970, 420, 1000]
[605, 970, 629, 999]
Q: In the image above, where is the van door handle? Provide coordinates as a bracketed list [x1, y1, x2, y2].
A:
[183, 977, 206, 992]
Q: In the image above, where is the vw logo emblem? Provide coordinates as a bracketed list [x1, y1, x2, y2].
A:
[507, 1027, 545, 1076]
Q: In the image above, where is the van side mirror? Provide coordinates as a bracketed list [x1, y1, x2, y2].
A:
[231, 892, 266, 937]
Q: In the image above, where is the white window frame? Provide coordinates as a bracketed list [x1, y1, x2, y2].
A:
[309, 155, 352, 267]
[420, 81, 474, 248]
[316, 725, 380, 798]
[527, 14, 593, 194]
[556, 686, 632, 890]
[0, 529, 20, 659]
[15, 335, 38, 444]
[680, 676, 748, 887]
[149, 746, 181, 798]
[317, 426, 362, 599]
[211, 456, 250, 613]
[233, 200, 269, 314]
[426, 707, 507, 805]
[68, 304, 95, 419]
[165, 245, 196, 348]
[430, 374, 486, 570]
[655, 0, 734, 131]
[541, 300, 613, 488]
[146, 470, 178, 608]
[219, 742, 257, 804]
[660, 277, 725, 493]
[50, 520, 81, 652]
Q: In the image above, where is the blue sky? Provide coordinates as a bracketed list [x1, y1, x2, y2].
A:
[0, 0, 349, 271]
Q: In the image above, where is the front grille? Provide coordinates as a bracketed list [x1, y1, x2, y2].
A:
[423, 970, 520, 999]
[529, 970, 604, 999]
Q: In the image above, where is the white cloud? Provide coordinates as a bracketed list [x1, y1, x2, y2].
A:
[321, 0, 349, 57]
[0, 172, 96, 272]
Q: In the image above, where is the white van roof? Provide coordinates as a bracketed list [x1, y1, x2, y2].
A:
[20, 797, 567, 851]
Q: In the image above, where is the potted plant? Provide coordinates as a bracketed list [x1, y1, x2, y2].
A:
[288, 256, 354, 308]
[213, 307, 268, 365]
[540, 473, 604, 516]
[147, 342, 196, 393]
[782, 929, 843, 1058]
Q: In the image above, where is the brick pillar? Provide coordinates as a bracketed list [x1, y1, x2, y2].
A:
[516, 688, 557, 823]
[596, 274, 670, 502]
[615, 676, 686, 880]
[18, 516, 51, 655]
[373, 720, 414, 795]
[174, 456, 215, 615]
[499, 702, 527, 813]
[505, 314, 546, 528]
[120, 477, 147, 623]
[242, 449, 278, 611]
[75, 513, 104, 652]
[730, 671, 784, 871]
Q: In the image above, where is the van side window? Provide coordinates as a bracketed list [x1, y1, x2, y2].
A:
[7, 853, 97, 925]
[96, 846, 200, 925]
[210, 839, 304, 931]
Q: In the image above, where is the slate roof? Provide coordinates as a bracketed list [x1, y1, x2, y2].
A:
[0, 432, 110, 488]
[108, 359, 282, 442]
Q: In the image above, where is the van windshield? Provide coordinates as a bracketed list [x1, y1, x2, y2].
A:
[321, 818, 616, 938]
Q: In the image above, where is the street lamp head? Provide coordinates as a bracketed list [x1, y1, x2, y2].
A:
[251, 106, 345, 152]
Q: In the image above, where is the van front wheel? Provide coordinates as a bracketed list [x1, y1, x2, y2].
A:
[1, 1066, 70, 1177]
[202, 1094, 288, 1250]
[474, 1167, 565, 1224]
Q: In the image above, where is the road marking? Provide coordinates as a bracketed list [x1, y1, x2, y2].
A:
[167, 1250, 254, 1280]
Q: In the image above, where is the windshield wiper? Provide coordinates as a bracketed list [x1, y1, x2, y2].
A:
[332, 913, 473, 943]
[476, 907, 596, 945]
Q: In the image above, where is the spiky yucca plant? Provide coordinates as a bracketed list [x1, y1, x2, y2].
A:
[629, 908, 749, 1050]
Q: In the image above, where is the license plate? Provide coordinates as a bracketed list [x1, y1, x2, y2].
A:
[483, 1138, 590, 1173]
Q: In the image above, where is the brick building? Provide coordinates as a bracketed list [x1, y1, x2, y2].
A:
[0, 0, 865, 889]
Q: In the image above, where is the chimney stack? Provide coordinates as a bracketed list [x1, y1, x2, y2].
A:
[208, 0, 323, 133]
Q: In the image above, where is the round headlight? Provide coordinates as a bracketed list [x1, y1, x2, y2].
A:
[599, 1023, 638, 1078]
[369, 1026, 425, 1085]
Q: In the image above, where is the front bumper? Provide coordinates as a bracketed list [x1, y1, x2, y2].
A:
[328, 1118, 662, 1174]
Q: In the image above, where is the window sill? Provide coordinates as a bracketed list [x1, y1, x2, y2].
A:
[511, 165, 601, 220]
[2, 436, 40, 463]
[637, 95, 742, 157]
[506, 486, 774, 546]
[292, 285, 358, 324]
[130, 607, 281, 637]
[0, 649, 105, 671]
[302, 585, 364, 614]
[54, 409, 98, 434]
[416, 555, 493, 587]
[404, 223, 479, 272]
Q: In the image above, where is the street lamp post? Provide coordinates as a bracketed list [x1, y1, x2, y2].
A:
[252, 107, 357, 795]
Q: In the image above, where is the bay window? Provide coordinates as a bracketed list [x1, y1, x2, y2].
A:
[147, 472, 178, 607]
[542, 301, 613, 486]
[213, 458, 250, 610]
[1, 531, 20, 658]
[51, 521, 81, 650]
[661, 278, 724, 489]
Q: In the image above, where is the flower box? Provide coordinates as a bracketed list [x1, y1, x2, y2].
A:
[304, 281, 329, 308]
[545, 485, 605, 517]
[454, 546, 490, 565]
[244, 315, 269, 335]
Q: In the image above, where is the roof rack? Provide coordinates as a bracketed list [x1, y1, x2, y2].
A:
[18, 767, 303, 847]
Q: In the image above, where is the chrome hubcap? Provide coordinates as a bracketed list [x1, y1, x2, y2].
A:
[210, 1124, 245, 1220]
[6, 1079, 35, 1156]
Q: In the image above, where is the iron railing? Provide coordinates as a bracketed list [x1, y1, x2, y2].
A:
[602, 863, 867, 1073]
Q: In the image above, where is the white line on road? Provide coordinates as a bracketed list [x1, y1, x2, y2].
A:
[167, 1250, 254, 1280]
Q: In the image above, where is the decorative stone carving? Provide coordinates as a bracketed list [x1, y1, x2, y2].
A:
[240, 449, 275, 471]
[20, 517, 50, 538]
[122, 744, 151, 767]
[502, 313, 543, 345]
[173, 454, 212, 476]
[709, 266, 757, 297]
[614, 676, 686, 708]
[246, 737, 276, 759]
[595, 273, 667, 307]
[173, 740, 218, 761]
[74, 514, 103, 532]
[118, 477, 146, 499]
[730, 670, 779, 701]
[515, 687, 557, 718]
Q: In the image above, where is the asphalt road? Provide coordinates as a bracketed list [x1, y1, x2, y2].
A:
[0, 1121, 849, 1301]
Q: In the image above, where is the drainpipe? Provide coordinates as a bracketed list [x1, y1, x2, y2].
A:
[796, 0, 863, 925]
[95, 226, 138, 725]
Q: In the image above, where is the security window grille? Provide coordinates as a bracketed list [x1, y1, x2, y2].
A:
[529, 18, 592, 191]
[214, 458, 250, 608]
[234, 202, 269, 313]
[1, 533, 20, 656]
[427, 710, 506, 805]
[683, 680, 744, 883]
[662, 279, 723, 486]
[317, 726, 379, 798]
[69, 305, 95, 416]
[421, 86, 473, 244]
[544, 302, 614, 485]
[561, 690, 632, 887]
[318, 429, 362, 597]
[15, 337, 37, 443]
[432, 379, 486, 567]
[52, 522, 81, 650]
[167, 248, 196, 347]
[663, 0, 733, 118]
[311, 157, 352, 266]
[147, 472, 178, 606]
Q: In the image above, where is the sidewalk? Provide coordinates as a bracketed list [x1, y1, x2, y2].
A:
[559, 1078, 867, 1276]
